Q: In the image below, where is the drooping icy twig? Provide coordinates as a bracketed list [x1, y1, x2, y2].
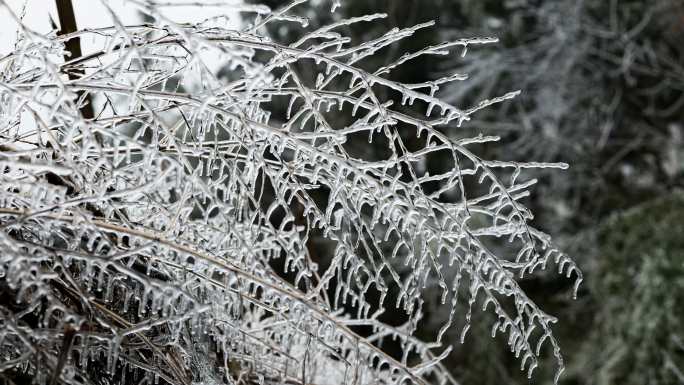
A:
[0, 1, 581, 385]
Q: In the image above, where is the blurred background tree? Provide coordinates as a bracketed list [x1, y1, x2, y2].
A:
[245, 0, 684, 383]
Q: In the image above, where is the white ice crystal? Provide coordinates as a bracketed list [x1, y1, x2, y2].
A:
[0, 1, 581, 384]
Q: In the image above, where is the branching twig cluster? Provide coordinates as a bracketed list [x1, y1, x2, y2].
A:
[0, 1, 580, 384]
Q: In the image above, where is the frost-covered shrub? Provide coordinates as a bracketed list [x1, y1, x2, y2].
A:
[0, 1, 580, 384]
[584, 192, 684, 385]
[435, 0, 684, 235]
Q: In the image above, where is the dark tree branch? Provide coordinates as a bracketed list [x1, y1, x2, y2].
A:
[55, 0, 94, 119]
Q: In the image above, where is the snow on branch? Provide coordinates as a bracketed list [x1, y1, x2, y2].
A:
[0, 1, 581, 384]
